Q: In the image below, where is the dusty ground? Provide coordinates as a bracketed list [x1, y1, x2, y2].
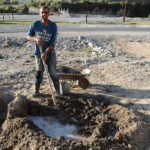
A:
[0, 33, 150, 150]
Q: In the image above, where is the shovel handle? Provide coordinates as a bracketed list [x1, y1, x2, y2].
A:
[39, 47, 57, 106]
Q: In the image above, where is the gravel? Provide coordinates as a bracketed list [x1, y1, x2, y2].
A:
[1, 34, 150, 67]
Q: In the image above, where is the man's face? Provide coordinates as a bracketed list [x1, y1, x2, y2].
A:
[39, 8, 50, 20]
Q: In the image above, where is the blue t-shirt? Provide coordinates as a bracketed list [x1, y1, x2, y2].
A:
[28, 20, 57, 57]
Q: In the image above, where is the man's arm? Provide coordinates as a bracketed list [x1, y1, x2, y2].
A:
[27, 35, 38, 42]
[45, 45, 54, 53]
[27, 35, 43, 47]
[27, 21, 43, 47]
[49, 23, 57, 47]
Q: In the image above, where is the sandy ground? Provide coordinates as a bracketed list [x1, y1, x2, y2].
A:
[88, 40, 150, 120]
[0, 20, 150, 149]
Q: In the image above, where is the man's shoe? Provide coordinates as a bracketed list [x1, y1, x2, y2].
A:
[54, 81, 62, 97]
[32, 84, 40, 97]
[32, 91, 40, 97]
[56, 92, 61, 97]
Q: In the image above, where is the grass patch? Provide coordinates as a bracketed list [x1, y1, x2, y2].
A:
[86, 18, 150, 26]
[117, 19, 150, 26]
[124, 20, 150, 26]
[0, 18, 149, 27]
[0, 20, 78, 26]
[55, 21, 77, 25]
[0, 20, 33, 26]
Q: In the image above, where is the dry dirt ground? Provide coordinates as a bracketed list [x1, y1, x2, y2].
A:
[0, 33, 150, 150]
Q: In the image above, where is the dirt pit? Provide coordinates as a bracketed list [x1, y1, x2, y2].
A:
[29, 116, 84, 141]
[0, 91, 150, 150]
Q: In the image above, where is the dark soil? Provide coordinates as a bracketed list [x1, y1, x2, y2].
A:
[0, 91, 149, 150]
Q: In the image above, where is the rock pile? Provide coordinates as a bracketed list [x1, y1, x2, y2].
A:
[0, 36, 121, 59]
[0, 35, 127, 68]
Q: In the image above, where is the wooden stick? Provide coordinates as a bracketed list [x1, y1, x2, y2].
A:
[39, 47, 57, 106]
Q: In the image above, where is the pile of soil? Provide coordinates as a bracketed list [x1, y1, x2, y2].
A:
[0, 90, 149, 150]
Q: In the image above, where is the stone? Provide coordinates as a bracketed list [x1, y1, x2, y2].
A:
[7, 94, 28, 118]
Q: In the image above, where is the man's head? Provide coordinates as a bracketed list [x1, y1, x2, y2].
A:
[39, 6, 50, 20]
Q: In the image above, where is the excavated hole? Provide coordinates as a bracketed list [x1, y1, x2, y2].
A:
[0, 93, 150, 150]
[27, 94, 119, 142]
[29, 116, 85, 141]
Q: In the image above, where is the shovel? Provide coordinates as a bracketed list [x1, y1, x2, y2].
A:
[39, 47, 57, 106]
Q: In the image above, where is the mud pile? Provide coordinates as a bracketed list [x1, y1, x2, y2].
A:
[0, 91, 14, 127]
[0, 90, 149, 150]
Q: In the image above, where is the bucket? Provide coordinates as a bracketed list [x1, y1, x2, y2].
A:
[60, 81, 70, 95]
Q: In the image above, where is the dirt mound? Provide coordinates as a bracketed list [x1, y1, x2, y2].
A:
[0, 90, 14, 128]
[0, 92, 149, 150]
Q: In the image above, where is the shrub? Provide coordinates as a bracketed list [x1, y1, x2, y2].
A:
[126, 3, 150, 17]
[13, 0, 150, 17]
[18, 4, 29, 14]
[140, 3, 150, 17]
[29, 0, 39, 7]
[108, 2, 123, 14]
[4, 5, 17, 13]
[40, 1, 46, 7]
[46, 0, 53, 7]
[11, 0, 19, 5]
[69, 3, 85, 13]
[0, 7, 5, 13]
[0, 0, 4, 5]
[50, 1, 62, 12]
[0, 5, 29, 14]
[60, 2, 69, 10]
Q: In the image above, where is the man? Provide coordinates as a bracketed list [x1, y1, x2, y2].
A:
[27, 5, 60, 97]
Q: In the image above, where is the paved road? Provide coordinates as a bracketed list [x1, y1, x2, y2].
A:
[0, 24, 150, 34]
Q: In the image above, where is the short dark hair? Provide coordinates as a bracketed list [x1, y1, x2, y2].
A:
[40, 5, 50, 12]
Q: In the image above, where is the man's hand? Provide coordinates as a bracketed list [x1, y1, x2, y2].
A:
[41, 46, 53, 60]
[27, 36, 43, 47]
[41, 51, 48, 60]
[36, 38, 43, 47]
